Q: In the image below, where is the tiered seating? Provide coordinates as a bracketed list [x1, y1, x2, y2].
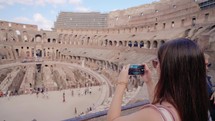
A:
[19, 65, 35, 93]
[52, 66, 67, 89]
[0, 66, 21, 93]
[0, 68, 12, 84]
[62, 66, 77, 88]
[42, 65, 58, 90]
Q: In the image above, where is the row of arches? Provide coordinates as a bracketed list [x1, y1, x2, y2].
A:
[104, 39, 165, 49]
[0, 29, 166, 49]
[63, 55, 143, 90]
[67, 55, 121, 73]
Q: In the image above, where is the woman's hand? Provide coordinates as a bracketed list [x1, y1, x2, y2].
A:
[107, 64, 130, 121]
[117, 64, 130, 84]
[141, 64, 153, 84]
[141, 64, 155, 102]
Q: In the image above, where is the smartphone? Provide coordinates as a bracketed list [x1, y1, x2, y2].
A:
[128, 65, 144, 75]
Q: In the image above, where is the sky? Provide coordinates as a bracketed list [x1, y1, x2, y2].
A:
[0, 0, 159, 30]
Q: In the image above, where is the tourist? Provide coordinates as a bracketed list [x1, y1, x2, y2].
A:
[71, 89, 74, 96]
[205, 53, 215, 121]
[36, 88, 39, 98]
[29, 83, 32, 88]
[7, 90, 11, 100]
[107, 38, 208, 121]
[75, 107, 77, 114]
[63, 92, 65, 102]
[0, 90, 3, 97]
[43, 88, 49, 99]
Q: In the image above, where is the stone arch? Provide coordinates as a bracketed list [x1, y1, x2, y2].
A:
[107, 62, 111, 69]
[109, 40, 112, 46]
[135, 27, 138, 32]
[8, 29, 16, 42]
[64, 34, 69, 44]
[119, 41, 123, 46]
[0, 29, 6, 42]
[15, 48, 19, 57]
[35, 34, 42, 43]
[23, 31, 28, 42]
[16, 30, 21, 35]
[104, 39, 108, 46]
[128, 41, 132, 47]
[25, 49, 30, 58]
[124, 41, 127, 47]
[134, 41, 138, 47]
[129, 28, 131, 33]
[81, 39, 84, 45]
[140, 41, 144, 48]
[152, 40, 158, 48]
[100, 40, 103, 46]
[114, 40, 117, 46]
[69, 34, 73, 44]
[36, 49, 42, 57]
[47, 38, 51, 43]
[160, 40, 165, 46]
[0, 48, 8, 59]
[16, 30, 21, 42]
[58, 34, 63, 44]
[53, 38, 56, 43]
[113, 64, 118, 71]
[146, 41, 151, 49]
[43, 33, 47, 42]
[87, 37, 90, 45]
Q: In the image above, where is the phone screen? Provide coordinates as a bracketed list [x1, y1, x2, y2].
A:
[128, 65, 144, 75]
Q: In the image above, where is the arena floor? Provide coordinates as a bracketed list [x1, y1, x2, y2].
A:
[0, 86, 103, 121]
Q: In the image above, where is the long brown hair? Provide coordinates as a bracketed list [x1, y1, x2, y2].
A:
[153, 38, 208, 121]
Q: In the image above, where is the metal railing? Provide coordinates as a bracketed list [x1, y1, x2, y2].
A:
[64, 100, 150, 121]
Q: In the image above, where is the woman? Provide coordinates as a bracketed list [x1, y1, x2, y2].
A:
[107, 38, 208, 121]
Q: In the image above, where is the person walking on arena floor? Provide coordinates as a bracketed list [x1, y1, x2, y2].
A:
[63, 92, 66, 102]
[107, 38, 209, 121]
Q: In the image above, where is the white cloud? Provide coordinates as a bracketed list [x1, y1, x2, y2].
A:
[13, 13, 53, 30]
[0, 0, 13, 5]
[0, 5, 5, 9]
[46, 0, 67, 5]
[34, 0, 46, 6]
[0, 0, 89, 13]
[68, 0, 82, 6]
[74, 6, 91, 12]
[13, 17, 32, 23]
[33, 13, 53, 30]
[0, 0, 89, 14]
[0, 0, 34, 5]
[0, 0, 83, 6]
[16, 0, 34, 5]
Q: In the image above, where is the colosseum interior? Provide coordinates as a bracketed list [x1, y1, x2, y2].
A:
[0, 0, 215, 120]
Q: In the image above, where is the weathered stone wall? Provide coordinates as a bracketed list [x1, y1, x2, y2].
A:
[0, 20, 38, 31]
[0, 0, 214, 88]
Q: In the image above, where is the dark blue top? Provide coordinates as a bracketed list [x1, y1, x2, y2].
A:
[207, 75, 213, 96]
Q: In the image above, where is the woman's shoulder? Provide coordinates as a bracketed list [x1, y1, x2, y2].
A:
[114, 103, 180, 121]
[138, 103, 180, 121]
[123, 104, 165, 121]
[152, 102, 181, 121]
